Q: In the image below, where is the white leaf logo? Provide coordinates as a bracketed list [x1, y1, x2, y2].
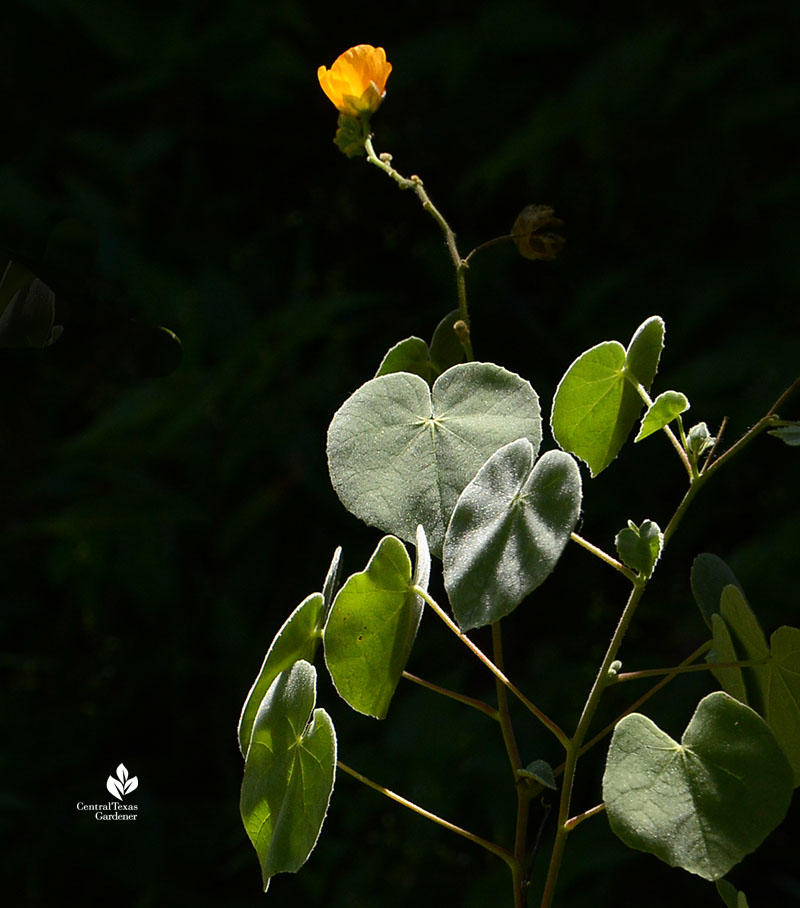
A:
[106, 763, 138, 801]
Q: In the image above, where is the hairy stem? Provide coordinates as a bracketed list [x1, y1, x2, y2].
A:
[564, 803, 605, 831]
[413, 585, 570, 748]
[363, 134, 474, 359]
[613, 655, 768, 682]
[570, 532, 638, 583]
[492, 623, 531, 908]
[551, 642, 713, 778]
[337, 760, 515, 869]
[540, 579, 645, 908]
[402, 670, 499, 719]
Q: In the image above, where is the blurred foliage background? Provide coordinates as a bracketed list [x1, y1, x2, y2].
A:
[2, 0, 799, 905]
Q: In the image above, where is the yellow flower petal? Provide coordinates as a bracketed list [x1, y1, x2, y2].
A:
[318, 44, 392, 115]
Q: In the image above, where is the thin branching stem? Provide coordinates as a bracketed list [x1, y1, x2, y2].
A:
[412, 585, 570, 749]
[551, 642, 713, 780]
[363, 134, 474, 358]
[613, 656, 768, 682]
[540, 579, 645, 908]
[565, 803, 605, 831]
[492, 623, 531, 908]
[570, 532, 638, 583]
[402, 670, 498, 719]
[336, 761, 516, 869]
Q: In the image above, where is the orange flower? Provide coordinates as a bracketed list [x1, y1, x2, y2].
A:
[318, 45, 392, 117]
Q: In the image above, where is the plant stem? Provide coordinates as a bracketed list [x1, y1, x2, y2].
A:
[337, 760, 516, 870]
[569, 532, 638, 583]
[363, 134, 474, 359]
[538, 372, 799, 904]
[613, 656, 767, 682]
[402, 670, 499, 719]
[539, 579, 645, 908]
[625, 373, 693, 478]
[552, 641, 713, 777]
[564, 803, 605, 831]
[492, 623, 531, 908]
[413, 585, 570, 749]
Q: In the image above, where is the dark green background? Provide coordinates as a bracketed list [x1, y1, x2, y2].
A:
[2, 0, 798, 905]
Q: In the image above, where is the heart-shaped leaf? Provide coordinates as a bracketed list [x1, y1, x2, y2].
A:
[375, 312, 465, 385]
[551, 316, 664, 476]
[635, 390, 690, 442]
[603, 691, 793, 881]
[324, 535, 429, 718]
[614, 519, 663, 578]
[239, 547, 342, 757]
[238, 592, 325, 758]
[240, 660, 336, 891]
[443, 440, 581, 630]
[707, 585, 800, 787]
[327, 363, 542, 555]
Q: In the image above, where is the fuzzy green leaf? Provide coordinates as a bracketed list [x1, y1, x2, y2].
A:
[635, 390, 690, 441]
[238, 592, 325, 758]
[323, 536, 427, 718]
[551, 316, 664, 476]
[614, 519, 663, 578]
[443, 440, 581, 630]
[327, 363, 542, 555]
[240, 661, 336, 891]
[604, 691, 793, 881]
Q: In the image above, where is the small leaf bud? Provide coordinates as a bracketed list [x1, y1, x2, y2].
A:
[453, 319, 471, 345]
[686, 422, 715, 459]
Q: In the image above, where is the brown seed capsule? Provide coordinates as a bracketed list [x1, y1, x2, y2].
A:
[511, 205, 565, 261]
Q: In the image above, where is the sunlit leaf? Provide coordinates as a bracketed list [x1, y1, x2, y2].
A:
[240, 661, 336, 891]
[614, 519, 663, 578]
[238, 592, 325, 757]
[328, 363, 541, 555]
[324, 535, 427, 718]
[551, 316, 664, 476]
[603, 692, 793, 881]
[443, 440, 581, 630]
[635, 390, 690, 442]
